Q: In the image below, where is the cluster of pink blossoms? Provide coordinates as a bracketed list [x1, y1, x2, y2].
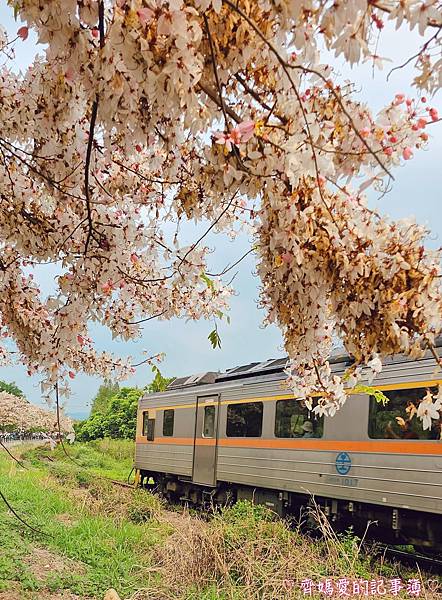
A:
[214, 121, 255, 152]
[0, 0, 440, 424]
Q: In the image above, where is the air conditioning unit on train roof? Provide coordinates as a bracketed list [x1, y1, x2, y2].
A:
[167, 371, 219, 390]
[165, 337, 442, 391]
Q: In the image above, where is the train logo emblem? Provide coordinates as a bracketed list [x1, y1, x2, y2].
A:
[335, 452, 352, 475]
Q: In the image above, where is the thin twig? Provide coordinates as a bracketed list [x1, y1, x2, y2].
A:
[197, 82, 241, 124]
[123, 311, 166, 326]
[84, 100, 99, 254]
[0, 489, 47, 536]
[177, 190, 239, 270]
[0, 440, 28, 470]
[84, 0, 105, 254]
[235, 73, 273, 114]
[387, 29, 440, 81]
[54, 381, 82, 468]
[204, 14, 230, 130]
[132, 353, 164, 368]
[207, 248, 254, 277]
[0, 140, 84, 200]
[110, 157, 180, 185]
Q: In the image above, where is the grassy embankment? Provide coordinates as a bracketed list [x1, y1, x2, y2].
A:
[0, 440, 439, 600]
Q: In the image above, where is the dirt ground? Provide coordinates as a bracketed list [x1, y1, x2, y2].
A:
[0, 547, 90, 600]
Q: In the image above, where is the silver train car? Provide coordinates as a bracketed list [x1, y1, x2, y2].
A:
[134, 345, 442, 550]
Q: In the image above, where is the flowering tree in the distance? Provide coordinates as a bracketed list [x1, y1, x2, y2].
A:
[0, 0, 441, 426]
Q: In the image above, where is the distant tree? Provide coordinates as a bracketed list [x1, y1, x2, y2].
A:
[74, 412, 106, 442]
[75, 387, 143, 441]
[75, 369, 175, 441]
[0, 381, 25, 399]
[90, 380, 120, 416]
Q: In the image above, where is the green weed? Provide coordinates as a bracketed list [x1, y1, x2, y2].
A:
[0, 449, 163, 598]
[23, 439, 134, 481]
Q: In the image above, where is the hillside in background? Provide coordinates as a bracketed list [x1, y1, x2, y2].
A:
[0, 391, 74, 433]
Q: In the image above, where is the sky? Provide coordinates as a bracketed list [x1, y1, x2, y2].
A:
[0, 6, 440, 419]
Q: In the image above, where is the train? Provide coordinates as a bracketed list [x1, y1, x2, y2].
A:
[134, 343, 442, 551]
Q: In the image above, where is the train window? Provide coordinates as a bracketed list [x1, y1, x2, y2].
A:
[163, 409, 174, 436]
[142, 411, 151, 436]
[142, 411, 155, 441]
[368, 387, 441, 440]
[226, 402, 263, 437]
[146, 418, 155, 441]
[275, 399, 324, 438]
[203, 406, 216, 438]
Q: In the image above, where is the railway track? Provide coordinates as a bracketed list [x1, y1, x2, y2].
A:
[375, 544, 442, 576]
[109, 479, 134, 489]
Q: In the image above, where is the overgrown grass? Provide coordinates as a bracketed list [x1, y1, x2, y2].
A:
[153, 500, 377, 599]
[0, 441, 439, 599]
[25, 438, 135, 481]
[0, 445, 166, 598]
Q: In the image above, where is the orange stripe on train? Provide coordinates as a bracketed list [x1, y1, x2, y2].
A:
[135, 436, 442, 454]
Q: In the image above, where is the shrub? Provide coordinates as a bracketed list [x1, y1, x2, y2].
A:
[75, 388, 143, 441]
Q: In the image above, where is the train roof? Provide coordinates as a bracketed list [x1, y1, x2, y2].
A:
[167, 350, 351, 391]
[166, 337, 442, 392]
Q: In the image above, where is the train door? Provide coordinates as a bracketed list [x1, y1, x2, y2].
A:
[192, 395, 219, 486]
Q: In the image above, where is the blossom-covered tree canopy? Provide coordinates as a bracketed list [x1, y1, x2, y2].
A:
[0, 0, 441, 423]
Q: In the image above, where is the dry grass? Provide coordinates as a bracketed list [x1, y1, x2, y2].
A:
[129, 501, 441, 600]
[44, 460, 165, 526]
[143, 503, 353, 599]
[43, 475, 435, 600]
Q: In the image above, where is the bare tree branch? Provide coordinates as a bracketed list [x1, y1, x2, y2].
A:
[0, 440, 27, 470]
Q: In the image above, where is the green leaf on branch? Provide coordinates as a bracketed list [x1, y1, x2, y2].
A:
[147, 365, 175, 393]
[353, 384, 389, 405]
[208, 328, 222, 350]
[215, 310, 231, 325]
[200, 273, 214, 291]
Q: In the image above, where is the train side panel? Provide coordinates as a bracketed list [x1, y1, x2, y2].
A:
[216, 447, 442, 514]
[135, 389, 197, 478]
[214, 390, 442, 515]
[134, 348, 442, 549]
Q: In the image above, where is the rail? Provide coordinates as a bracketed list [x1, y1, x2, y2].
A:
[375, 544, 442, 575]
